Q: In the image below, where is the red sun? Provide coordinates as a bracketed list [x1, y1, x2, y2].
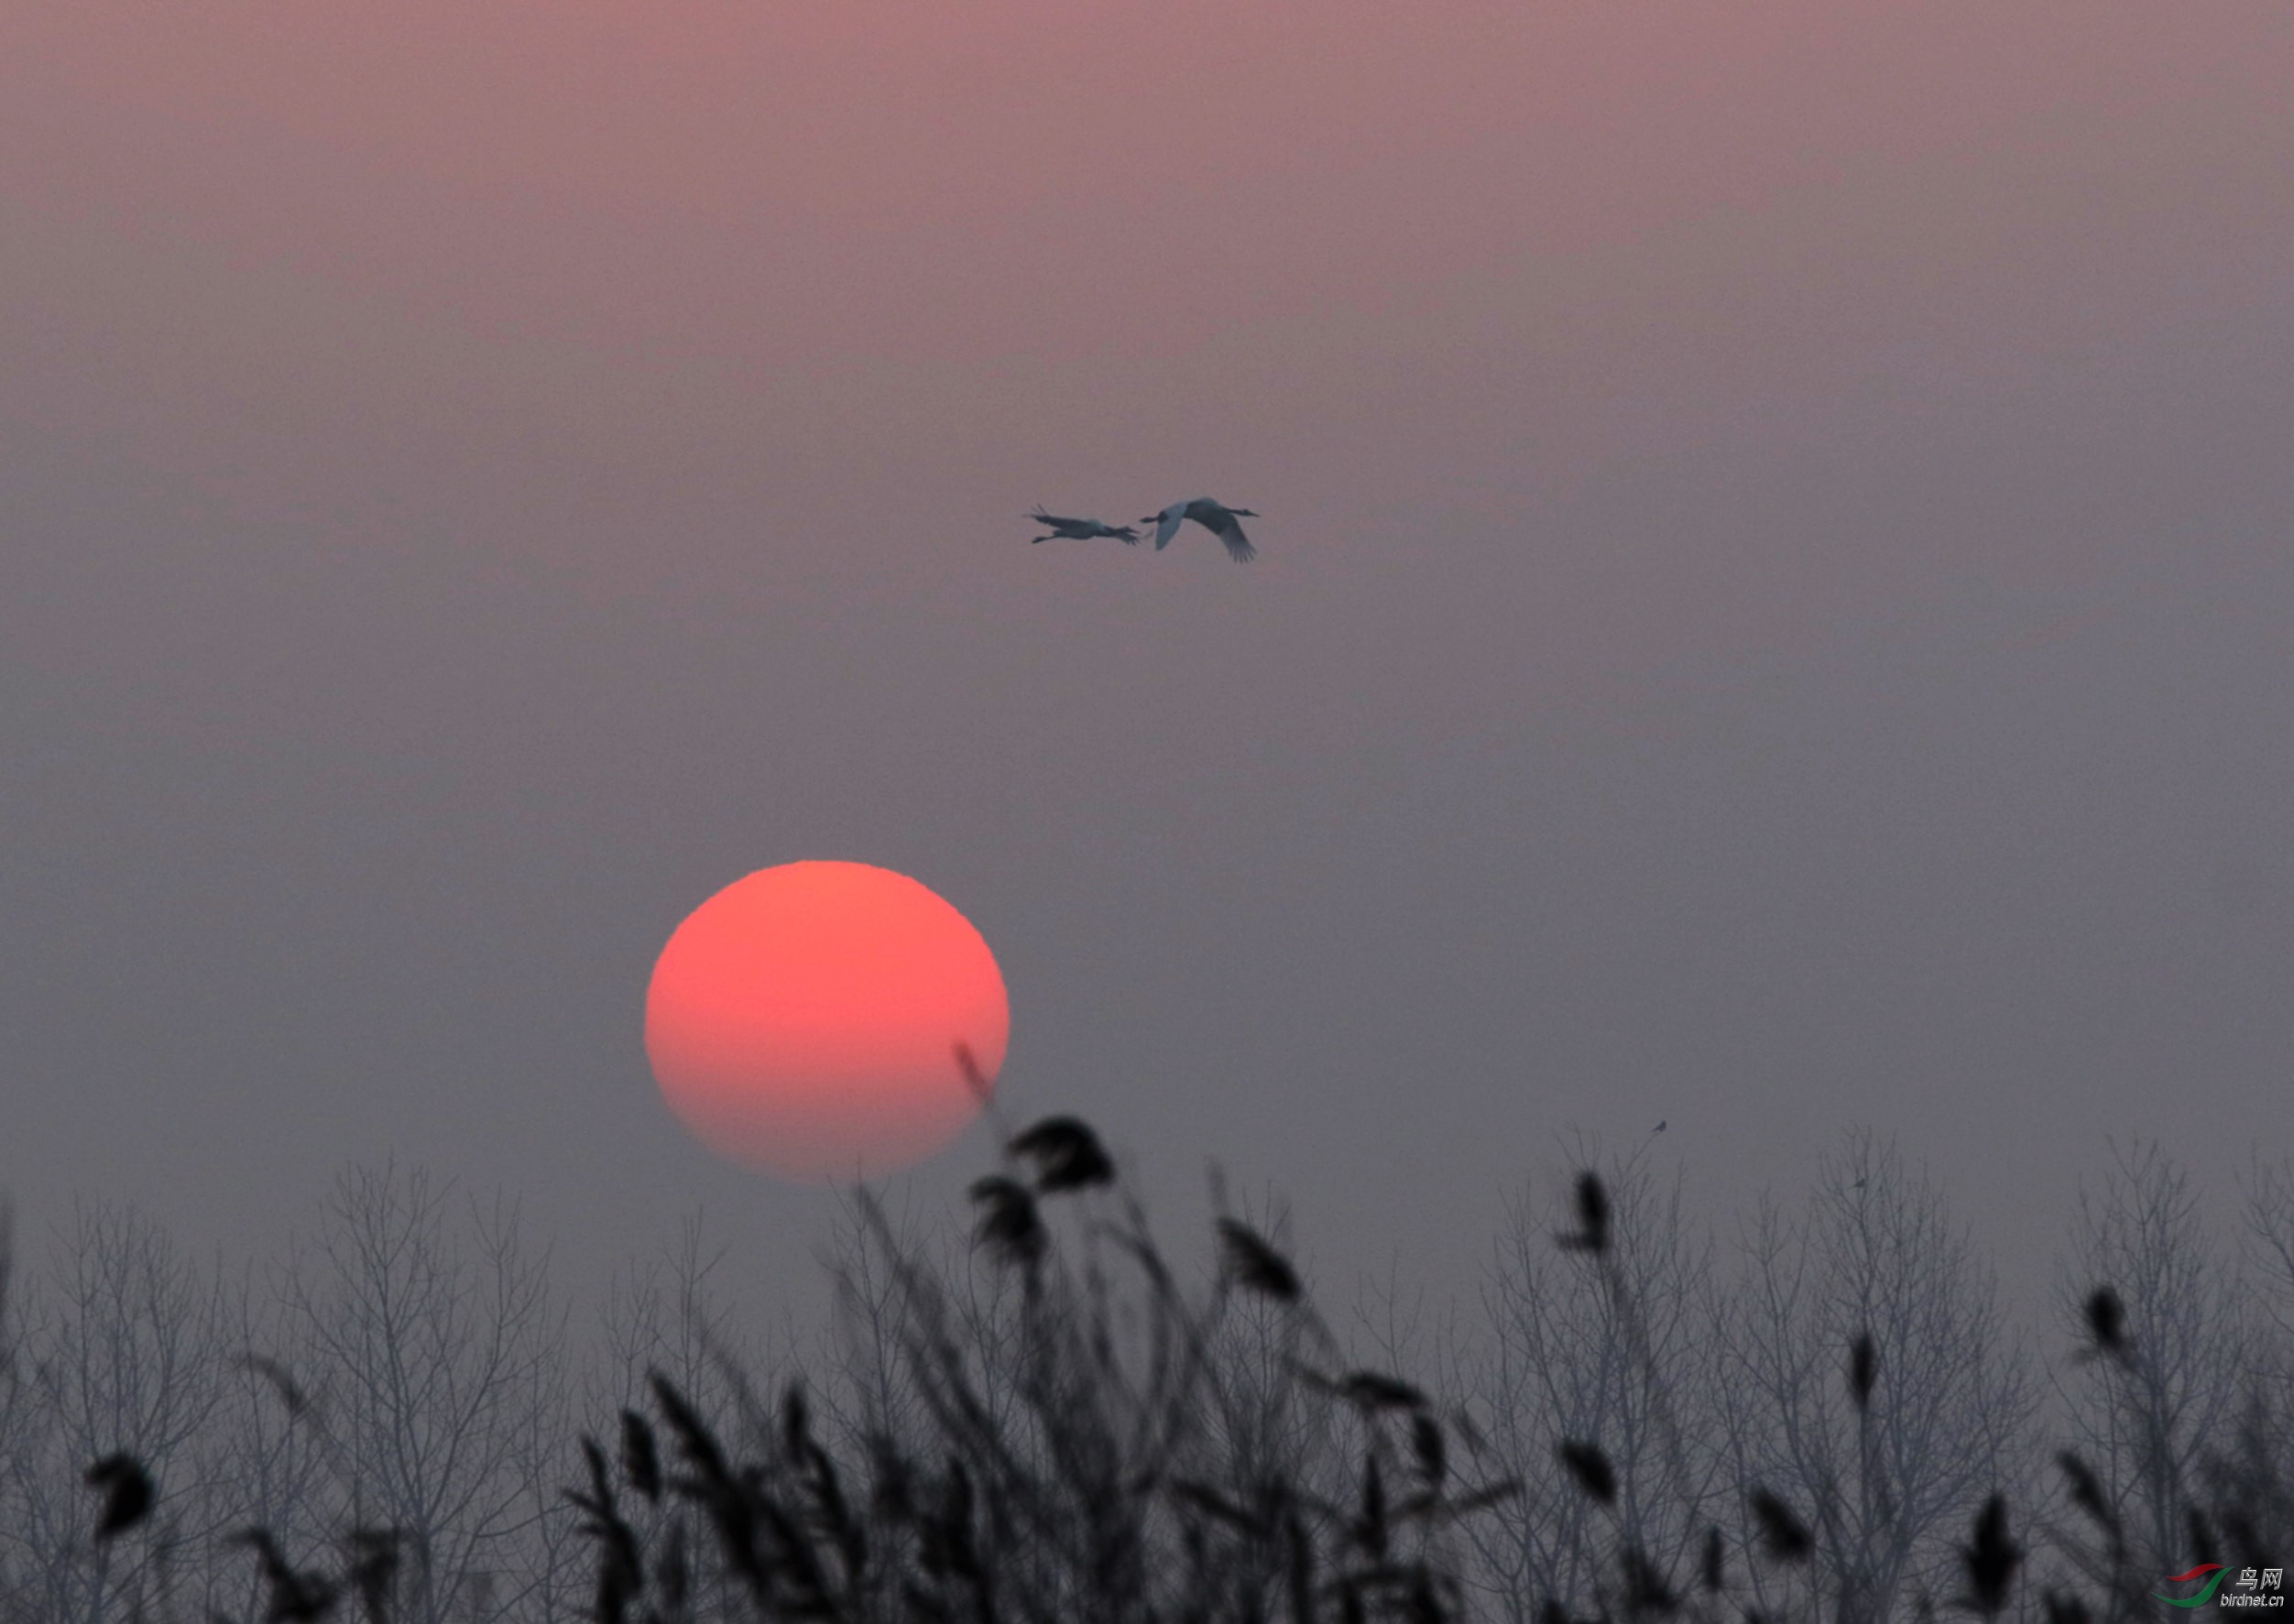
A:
[644, 861, 1010, 1182]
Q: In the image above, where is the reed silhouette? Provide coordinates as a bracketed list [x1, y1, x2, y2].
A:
[1, 1130, 2290, 1621]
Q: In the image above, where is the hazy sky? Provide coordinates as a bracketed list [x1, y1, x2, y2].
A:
[4, 0, 2290, 1323]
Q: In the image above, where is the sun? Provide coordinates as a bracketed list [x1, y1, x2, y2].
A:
[644, 861, 1010, 1182]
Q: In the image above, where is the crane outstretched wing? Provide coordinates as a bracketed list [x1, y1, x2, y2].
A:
[1207, 511, 1256, 562]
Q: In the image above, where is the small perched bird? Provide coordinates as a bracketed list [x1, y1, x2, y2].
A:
[1029, 507, 1140, 545]
[1652, 1120, 1667, 1135]
[1145, 497, 1258, 562]
[1008, 1116, 1117, 1193]
[84, 1453, 155, 1541]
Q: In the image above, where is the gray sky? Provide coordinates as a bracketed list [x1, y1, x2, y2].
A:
[3, 0, 2290, 1325]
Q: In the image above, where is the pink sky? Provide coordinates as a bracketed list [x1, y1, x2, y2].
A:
[4, 0, 2291, 1312]
[9, 1, 2283, 365]
[8, 0, 2286, 696]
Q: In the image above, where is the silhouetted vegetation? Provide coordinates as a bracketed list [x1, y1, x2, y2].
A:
[3, 1129, 2291, 1620]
